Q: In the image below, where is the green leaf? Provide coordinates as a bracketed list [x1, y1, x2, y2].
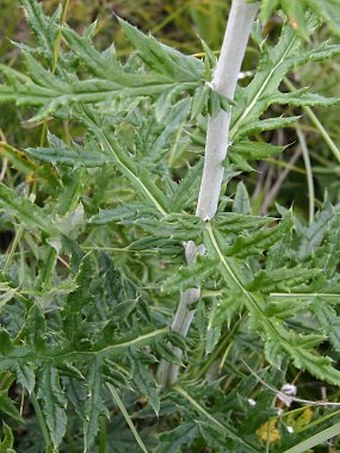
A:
[208, 293, 243, 329]
[14, 364, 36, 395]
[0, 422, 15, 453]
[205, 325, 222, 355]
[0, 286, 17, 311]
[154, 86, 186, 123]
[102, 362, 130, 388]
[152, 98, 191, 156]
[264, 340, 286, 368]
[289, 345, 340, 386]
[90, 203, 158, 224]
[172, 160, 204, 212]
[282, 0, 310, 41]
[247, 266, 320, 293]
[204, 223, 340, 385]
[118, 18, 203, 82]
[260, 0, 280, 24]
[60, 26, 123, 80]
[0, 329, 14, 356]
[229, 141, 285, 162]
[0, 183, 57, 236]
[197, 421, 239, 451]
[162, 257, 218, 294]
[190, 86, 209, 120]
[25, 304, 47, 350]
[83, 358, 108, 453]
[223, 216, 293, 258]
[37, 365, 67, 448]
[174, 386, 258, 452]
[135, 214, 203, 241]
[128, 236, 182, 255]
[154, 342, 183, 366]
[62, 253, 95, 346]
[198, 36, 216, 80]
[154, 423, 198, 453]
[297, 201, 336, 259]
[305, 0, 340, 37]
[81, 112, 169, 216]
[26, 138, 113, 168]
[0, 392, 23, 425]
[233, 182, 251, 215]
[215, 213, 275, 233]
[0, 52, 197, 124]
[236, 115, 300, 138]
[229, 19, 339, 142]
[0, 142, 60, 186]
[132, 357, 160, 415]
[271, 89, 339, 107]
[20, 0, 62, 64]
[312, 301, 340, 352]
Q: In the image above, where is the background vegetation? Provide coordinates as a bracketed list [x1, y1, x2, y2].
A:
[0, 1, 339, 452]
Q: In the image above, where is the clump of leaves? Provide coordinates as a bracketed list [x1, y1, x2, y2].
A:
[0, 0, 339, 452]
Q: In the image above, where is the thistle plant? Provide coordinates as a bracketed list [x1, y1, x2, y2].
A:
[0, 0, 339, 451]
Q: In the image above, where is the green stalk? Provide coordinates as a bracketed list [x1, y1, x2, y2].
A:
[296, 126, 315, 224]
[98, 415, 107, 453]
[162, 0, 260, 387]
[31, 392, 53, 453]
[2, 225, 24, 275]
[107, 384, 148, 453]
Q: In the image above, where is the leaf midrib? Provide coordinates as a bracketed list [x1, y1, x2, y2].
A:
[86, 119, 168, 216]
[206, 223, 283, 341]
[230, 33, 297, 138]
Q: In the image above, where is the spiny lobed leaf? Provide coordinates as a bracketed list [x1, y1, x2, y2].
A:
[0, 183, 57, 235]
[0, 252, 172, 449]
[0, 17, 203, 124]
[20, 0, 62, 63]
[118, 19, 203, 82]
[83, 358, 108, 452]
[229, 20, 340, 142]
[37, 365, 68, 448]
[201, 213, 340, 386]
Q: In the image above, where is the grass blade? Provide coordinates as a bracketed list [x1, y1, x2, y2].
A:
[282, 421, 340, 453]
[107, 383, 148, 453]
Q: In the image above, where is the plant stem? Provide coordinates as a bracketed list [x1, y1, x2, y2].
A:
[296, 126, 315, 224]
[98, 415, 107, 453]
[196, 0, 260, 221]
[31, 392, 52, 452]
[162, 0, 259, 387]
[107, 383, 148, 453]
[2, 225, 24, 275]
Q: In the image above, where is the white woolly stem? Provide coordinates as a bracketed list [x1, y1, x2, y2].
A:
[196, 0, 259, 220]
[161, 0, 259, 387]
